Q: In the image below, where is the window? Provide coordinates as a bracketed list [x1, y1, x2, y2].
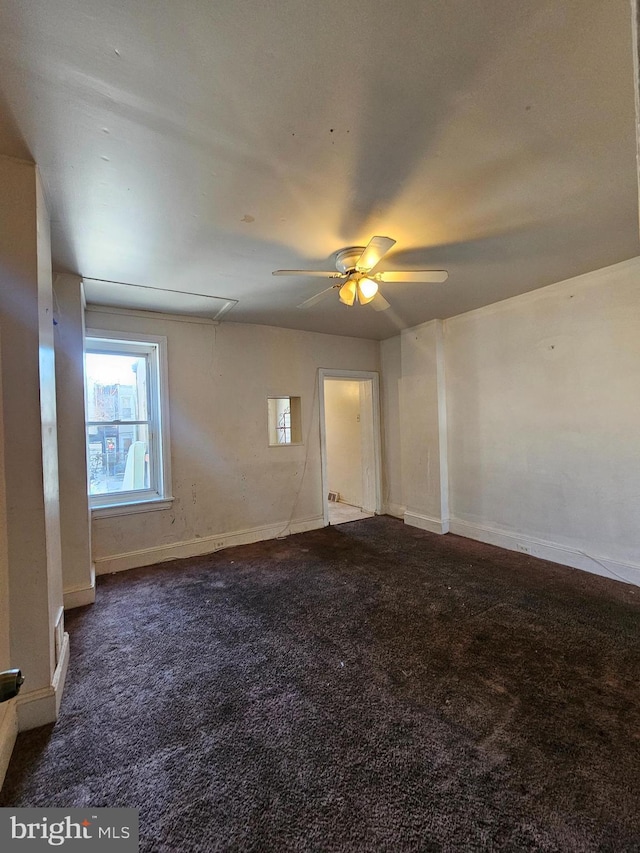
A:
[85, 331, 171, 513]
[267, 396, 302, 446]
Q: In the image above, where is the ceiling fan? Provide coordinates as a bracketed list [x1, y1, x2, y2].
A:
[272, 236, 448, 311]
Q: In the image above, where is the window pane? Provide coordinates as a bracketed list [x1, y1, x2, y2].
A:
[267, 396, 301, 445]
[87, 424, 150, 496]
[85, 352, 148, 422]
[277, 400, 291, 444]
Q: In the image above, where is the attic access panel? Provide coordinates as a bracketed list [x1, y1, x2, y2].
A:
[83, 279, 237, 321]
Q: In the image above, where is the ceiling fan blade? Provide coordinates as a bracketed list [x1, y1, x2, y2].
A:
[273, 269, 343, 278]
[296, 285, 338, 309]
[378, 270, 448, 283]
[370, 292, 391, 312]
[355, 236, 396, 272]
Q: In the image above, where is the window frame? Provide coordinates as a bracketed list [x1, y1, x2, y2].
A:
[267, 395, 303, 446]
[85, 329, 173, 516]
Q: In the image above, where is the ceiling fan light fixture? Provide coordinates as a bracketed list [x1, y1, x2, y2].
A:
[286, 236, 449, 311]
[356, 276, 378, 304]
[339, 279, 357, 306]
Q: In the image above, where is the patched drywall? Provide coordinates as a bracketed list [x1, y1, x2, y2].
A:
[87, 311, 379, 571]
[445, 257, 640, 576]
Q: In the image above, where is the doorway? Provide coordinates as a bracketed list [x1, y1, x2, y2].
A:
[318, 369, 382, 526]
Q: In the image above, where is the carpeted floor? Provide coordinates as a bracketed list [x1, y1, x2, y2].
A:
[2, 516, 639, 851]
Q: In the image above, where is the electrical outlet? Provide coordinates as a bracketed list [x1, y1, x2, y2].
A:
[213, 540, 225, 550]
[516, 543, 531, 554]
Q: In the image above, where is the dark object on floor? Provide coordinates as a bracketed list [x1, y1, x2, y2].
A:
[2, 517, 639, 851]
[0, 669, 24, 703]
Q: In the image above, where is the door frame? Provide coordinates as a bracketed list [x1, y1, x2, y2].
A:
[318, 368, 383, 526]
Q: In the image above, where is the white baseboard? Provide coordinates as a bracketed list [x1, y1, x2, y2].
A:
[63, 579, 96, 609]
[0, 700, 18, 791]
[94, 515, 326, 575]
[383, 502, 406, 519]
[17, 631, 70, 732]
[449, 519, 640, 588]
[404, 511, 449, 535]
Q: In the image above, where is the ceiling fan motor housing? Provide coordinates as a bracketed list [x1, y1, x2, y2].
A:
[335, 247, 367, 275]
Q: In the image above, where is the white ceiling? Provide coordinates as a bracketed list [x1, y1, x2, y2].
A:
[1, 0, 638, 340]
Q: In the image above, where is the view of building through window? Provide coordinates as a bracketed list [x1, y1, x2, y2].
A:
[85, 331, 169, 510]
[85, 351, 151, 497]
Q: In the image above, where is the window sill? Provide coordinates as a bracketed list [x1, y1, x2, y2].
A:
[268, 442, 304, 448]
[91, 497, 174, 519]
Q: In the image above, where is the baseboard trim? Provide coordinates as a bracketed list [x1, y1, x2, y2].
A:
[383, 502, 406, 519]
[449, 519, 640, 587]
[17, 631, 70, 731]
[53, 632, 70, 716]
[0, 700, 18, 791]
[94, 515, 326, 575]
[63, 579, 96, 610]
[404, 511, 450, 535]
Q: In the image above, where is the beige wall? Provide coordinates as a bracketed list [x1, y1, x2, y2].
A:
[381, 256, 640, 584]
[54, 275, 93, 607]
[0, 329, 17, 787]
[380, 336, 403, 517]
[399, 320, 448, 533]
[0, 336, 8, 675]
[445, 257, 640, 580]
[324, 379, 363, 508]
[85, 309, 379, 572]
[0, 156, 65, 732]
[36, 173, 64, 652]
[0, 333, 9, 715]
[0, 157, 51, 689]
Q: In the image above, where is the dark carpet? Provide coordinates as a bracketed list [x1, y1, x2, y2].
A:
[2, 516, 640, 851]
